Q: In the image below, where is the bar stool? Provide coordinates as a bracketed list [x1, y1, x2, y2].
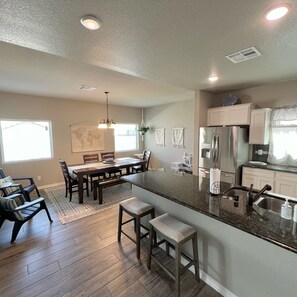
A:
[147, 213, 200, 297]
[118, 197, 155, 259]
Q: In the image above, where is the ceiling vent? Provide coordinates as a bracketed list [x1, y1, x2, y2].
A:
[225, 47, 261, 63]
[78, 85, 96, 92]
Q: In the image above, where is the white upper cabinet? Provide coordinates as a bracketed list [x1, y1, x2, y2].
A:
[249, 108, 271, 144]
[207, 103, 253, 126]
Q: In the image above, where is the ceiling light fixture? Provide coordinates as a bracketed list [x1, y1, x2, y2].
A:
[98, 92, 116, 129]
[265, 4, 290, 21]
[208, 76, 218, 82]
[80, 15, 101, 30]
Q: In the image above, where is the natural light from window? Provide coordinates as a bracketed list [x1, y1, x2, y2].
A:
[270, 120, 297, 162]
[0, 120, 53, 163]
[268, 106, 297, 167]
[114, 124, 138, 152]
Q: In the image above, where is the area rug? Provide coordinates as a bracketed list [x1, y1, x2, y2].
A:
[45, 183, 132, 224]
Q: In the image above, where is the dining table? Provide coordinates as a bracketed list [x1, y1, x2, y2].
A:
[68, 157, 147, 203]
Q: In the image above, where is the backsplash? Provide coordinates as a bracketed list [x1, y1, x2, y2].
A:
[252, 144, 269, 163]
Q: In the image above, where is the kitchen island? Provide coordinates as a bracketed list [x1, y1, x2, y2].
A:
[122, 169, 297, 297]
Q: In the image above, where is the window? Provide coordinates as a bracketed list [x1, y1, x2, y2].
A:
[0, 120, 53, 163]
[114, 124, 138, 152]
[268, 106, 297, 167]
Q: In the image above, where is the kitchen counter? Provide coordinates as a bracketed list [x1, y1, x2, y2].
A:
[123, 169, 297, 297]
[122, 169, 297, 254]
[243, 162, 297, 174]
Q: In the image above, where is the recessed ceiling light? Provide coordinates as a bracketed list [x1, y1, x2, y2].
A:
[80, 15, 101, 30]
[208, 76, 218, 82]
[265, 4, 290, 21]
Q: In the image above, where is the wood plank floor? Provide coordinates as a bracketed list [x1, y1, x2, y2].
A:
[0, 191, 223, 297]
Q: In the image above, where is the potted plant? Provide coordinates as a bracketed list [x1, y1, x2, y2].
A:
[138, 126, 149, 136]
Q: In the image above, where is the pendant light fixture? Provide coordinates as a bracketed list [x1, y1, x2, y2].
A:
[98, 91, 116, 129]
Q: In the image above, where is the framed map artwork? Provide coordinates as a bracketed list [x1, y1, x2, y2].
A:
[70, 122, 104, 153]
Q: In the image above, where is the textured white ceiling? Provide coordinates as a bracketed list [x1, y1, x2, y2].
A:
[0, 0, 297, 106]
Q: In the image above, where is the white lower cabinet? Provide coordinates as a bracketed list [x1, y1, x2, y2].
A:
[275, 172, 297, 197]
[242, 167, 275, 191]
[242, 167, 297, 197]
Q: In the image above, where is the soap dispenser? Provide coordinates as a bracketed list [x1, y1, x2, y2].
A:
[281, 199, 292, 220]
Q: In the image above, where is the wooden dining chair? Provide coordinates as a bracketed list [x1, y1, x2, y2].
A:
[132, 150, 151, 173]
[83, 153, 105, 191]
[100, 152, 122, 178]
[59, 159, 89, 201]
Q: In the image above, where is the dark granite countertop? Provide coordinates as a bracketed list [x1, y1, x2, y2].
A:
[122, 170, 297, 254]
[243, 163, 297, 174]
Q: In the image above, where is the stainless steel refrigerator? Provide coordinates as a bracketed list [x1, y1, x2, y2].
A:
[198, 126, 249, 185]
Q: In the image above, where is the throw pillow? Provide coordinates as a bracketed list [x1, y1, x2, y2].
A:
[0, 196, 24, 221]
[0, 176, 20, 195]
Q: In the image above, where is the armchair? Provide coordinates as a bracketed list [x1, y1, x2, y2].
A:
[0, 168, 40, 201]
[0, 193, 53, 243]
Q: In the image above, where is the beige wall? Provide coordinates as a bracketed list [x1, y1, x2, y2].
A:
[0, 92, 142, 187]
[193, 91, 216, 175]
[144, 99, 194, 170]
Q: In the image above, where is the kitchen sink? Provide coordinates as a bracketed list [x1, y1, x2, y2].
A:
[254, 195, 296, 214]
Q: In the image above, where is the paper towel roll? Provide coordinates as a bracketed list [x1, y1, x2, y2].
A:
[210, 168, 221, 194]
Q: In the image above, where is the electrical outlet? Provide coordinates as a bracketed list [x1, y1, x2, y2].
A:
[37, 176, 41, 180]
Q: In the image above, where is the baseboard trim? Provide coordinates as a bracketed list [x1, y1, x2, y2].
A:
[200, 270, 237, 297]
[39, 182, 64, 190]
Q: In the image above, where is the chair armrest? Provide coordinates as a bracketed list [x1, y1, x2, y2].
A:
[3, 193, 22, 200]
[2, 193, 26, 205]
[13, 177, 35, 185]
[0, 183, 21, 189]
[12, 197, 44, 211]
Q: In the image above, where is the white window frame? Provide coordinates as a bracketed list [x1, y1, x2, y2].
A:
[114, 123, 139, 153]
[0, 119, 54, 164]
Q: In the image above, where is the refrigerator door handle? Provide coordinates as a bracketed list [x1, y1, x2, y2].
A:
[211, 135, 216, 163]
[215, 135, 220, 164]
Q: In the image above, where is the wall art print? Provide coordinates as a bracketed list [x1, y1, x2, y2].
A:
[155, 128, 165, 147]
[172, 127, 184, 148]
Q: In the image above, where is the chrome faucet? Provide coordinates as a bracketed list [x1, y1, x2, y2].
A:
[252, 184, 272, 202]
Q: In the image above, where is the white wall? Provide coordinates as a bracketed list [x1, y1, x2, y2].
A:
[144, 99, 194, 170]
[0, 92, 143, 186]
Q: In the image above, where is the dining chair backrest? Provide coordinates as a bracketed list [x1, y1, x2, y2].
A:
[83, 153, 99, 163]
[59, 159, 72, 182]
[100, 152, 115, 161]
[143, 150, 151, 170]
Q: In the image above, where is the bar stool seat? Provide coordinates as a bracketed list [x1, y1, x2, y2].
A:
[118, 197, 155, 259]
[148, 213, 200, 297]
